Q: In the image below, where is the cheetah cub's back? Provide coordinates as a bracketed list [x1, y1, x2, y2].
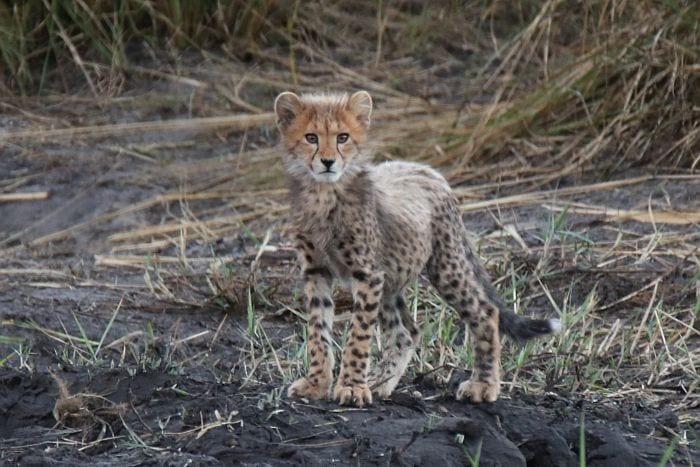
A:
[275, 90, 560, 407]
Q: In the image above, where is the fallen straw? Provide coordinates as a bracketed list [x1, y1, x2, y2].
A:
[0, 192, 49, 202]
[0, 114, 275, 142]
[543, 203, 700, 225]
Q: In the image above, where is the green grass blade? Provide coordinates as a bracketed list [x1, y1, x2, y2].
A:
[247, 287, 256, 337]
[71, 311, 96, 360]
[579, 412, 586, 467]
[657, 436, 679, 467]
[96, 298, 123, 357]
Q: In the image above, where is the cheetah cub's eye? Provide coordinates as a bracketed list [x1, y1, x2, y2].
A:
[337, 133, 349, 144]
[305, 133, 318, 144]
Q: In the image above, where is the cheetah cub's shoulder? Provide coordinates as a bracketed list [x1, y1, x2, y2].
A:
[274, 90, 560, 407]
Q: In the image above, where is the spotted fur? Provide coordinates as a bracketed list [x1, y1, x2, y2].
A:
[275, 90, 560, 407]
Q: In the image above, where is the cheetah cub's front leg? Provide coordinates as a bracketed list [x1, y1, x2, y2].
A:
[333, 269, 383, 407]
[287, 242, 336, 400]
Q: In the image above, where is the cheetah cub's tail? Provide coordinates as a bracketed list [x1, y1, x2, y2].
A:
[498, 309, 562, 342]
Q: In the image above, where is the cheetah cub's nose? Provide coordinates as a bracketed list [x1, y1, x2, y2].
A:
[320, 159, 335, 170]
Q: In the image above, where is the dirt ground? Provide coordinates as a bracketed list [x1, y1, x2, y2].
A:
[1, 49, 699, 465]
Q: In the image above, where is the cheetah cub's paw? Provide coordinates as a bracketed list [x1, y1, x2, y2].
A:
[367, 370, 398, 400]
[456, 379, 500, 403]
[288, 377, 330, 400]
[334, 383, 372, 407]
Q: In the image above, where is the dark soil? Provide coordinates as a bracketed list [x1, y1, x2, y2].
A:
[0, 366, 684, 466]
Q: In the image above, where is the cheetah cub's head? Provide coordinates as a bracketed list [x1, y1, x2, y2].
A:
[274, 91, 372, 183]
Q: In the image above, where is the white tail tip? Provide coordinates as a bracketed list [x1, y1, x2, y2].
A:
[549, 319, 563, 334]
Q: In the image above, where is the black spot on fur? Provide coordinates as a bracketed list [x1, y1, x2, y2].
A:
[304, 267, 332, 280]
[352, 270, 368, 281]
[396, 296, 406, 311]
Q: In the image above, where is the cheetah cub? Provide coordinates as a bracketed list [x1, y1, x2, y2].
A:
[275, 90, 560, 407]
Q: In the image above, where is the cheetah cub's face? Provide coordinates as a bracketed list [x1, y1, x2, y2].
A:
[274, 91, 372, 183]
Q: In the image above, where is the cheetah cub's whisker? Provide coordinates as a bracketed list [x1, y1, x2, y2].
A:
[275, 90, 560, 407]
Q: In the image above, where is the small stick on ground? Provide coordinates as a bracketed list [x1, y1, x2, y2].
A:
[0, 192, 49, 202]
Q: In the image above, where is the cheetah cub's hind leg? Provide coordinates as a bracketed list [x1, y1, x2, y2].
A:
[428, 244, 502, 403]
[368, 291, 420, 398]
[427, 206, 503, 403]
[287, 268, 335, 400]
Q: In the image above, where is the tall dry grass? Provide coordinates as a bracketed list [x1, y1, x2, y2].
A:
[2, 0, 696, 174]
[0, 0, 289, 94]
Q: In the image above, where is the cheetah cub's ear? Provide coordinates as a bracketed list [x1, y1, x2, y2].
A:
[347, 91, 372, 129]
[274, 92, 302, 130]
